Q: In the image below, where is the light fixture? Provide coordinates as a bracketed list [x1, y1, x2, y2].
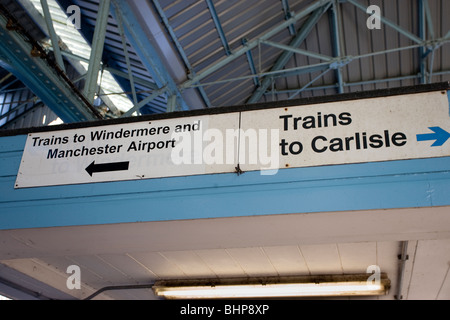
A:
[153, 274, 390, 299]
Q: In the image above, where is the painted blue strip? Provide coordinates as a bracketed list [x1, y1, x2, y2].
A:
[1, 156, 450, 230]
[0, 173, 448, 230]
[447, 90, 450, 116]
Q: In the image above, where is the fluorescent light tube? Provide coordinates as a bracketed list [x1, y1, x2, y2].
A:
[153, 274, 390, 299]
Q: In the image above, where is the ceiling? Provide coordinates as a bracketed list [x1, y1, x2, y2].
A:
[1, 206, 450, 300]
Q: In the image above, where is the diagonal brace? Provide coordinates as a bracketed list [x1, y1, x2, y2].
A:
[247, 3, 331, 103]
[83, 0, 111, 104]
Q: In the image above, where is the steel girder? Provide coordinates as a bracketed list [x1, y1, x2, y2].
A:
[110, 0, 189, 112]
[0, 7, 101, 123]
[247, 3, 332, 103]
[173, 0, 449, 103]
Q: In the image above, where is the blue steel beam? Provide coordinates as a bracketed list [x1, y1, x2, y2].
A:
[347, 0, 422, 44]
[419, 0, 427, 84]
[273, 63, 332, 79]
[329, 1, 344, 94]
[166, 94, 177, 113]
[0, 99, 41, 124]
[121, 86, 168, 118]
[287, 67, 333, 99]
[423, 0, 436, 83]
[423, 0, 434, 39]
[83, 0, 110, 105]
[113, 4, 138, 105]
[186, 61, 333, 89]
[110, 0, 189, 112]
[181, 37, 450, 90]
[417, 0, 439, 84]
[56, 49, 159, 91]
[0, 78, 19, 92]
[152, 0, 211, 108]
[2, 133, 450, 230]
[0, 11, 100, 122]
[56, 0, 155, 113]
[242, 38, 260, 87]
[260, 39, 334, 61]
[265, 74, 426, 95]
[40, 0, 66, 73]
[281, 0, 296, 36]
[428, 49, 436, 83]
[246, 3, 331, 104]
[205, 0, 231, 56]
[180, 0, 333, 90]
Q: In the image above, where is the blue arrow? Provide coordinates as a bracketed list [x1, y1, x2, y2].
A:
[416, 127, 450, 147]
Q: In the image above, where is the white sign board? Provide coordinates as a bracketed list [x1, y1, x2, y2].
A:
[15, 113, 240, 188]
[239, 90, 450, 172]
[15, 90, 450, 188]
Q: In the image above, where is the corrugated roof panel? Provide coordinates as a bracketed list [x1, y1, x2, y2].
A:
[204, 56, 254, 106]
[70, 0, 450, 110]
[220, 0, 284, 46]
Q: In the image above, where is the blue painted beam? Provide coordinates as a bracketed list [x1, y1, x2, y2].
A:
[329, 1, 344, 94]
[110, 0, 189, 111]
[181, 0, 334, 91]
[152, 0, 211, 108]
[40, 0, 66, 73]
[56, 0, 148, 111]
[1, 131, 450, 230]
[242, 38, 260, 87]
[419, 0, 427, 84]
[0, 13, 100, 123]
[347, 0, 422, 44]
[281, 0, 296, 35]
[247, 4, 330, 103]
[83, 0, 111, 104]
[205, 0, 231, 56]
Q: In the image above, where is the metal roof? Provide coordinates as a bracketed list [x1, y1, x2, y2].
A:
[0, 0, 450, 301]
[0, 0, 449, 128]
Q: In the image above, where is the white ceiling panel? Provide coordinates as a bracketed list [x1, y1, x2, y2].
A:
[337, 242, 377, 273]
[157, 250, 217, 278]
[225, 247, 278, 277]
[406, 239, 450, 300]
[128, 252, 186, 280]
[96, 254, 156, 283]
[299, 244, 343, 275]
[2, 207, 450, 299]
[3, 238, 450, 300]
[436, 269, 450, 300]
[67, 255, 130, 286]
[193, 249, 245, 277]
[261, 245, 309, 276]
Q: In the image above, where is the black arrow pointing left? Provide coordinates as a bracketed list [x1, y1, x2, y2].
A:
[85, 160, 129, 177]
